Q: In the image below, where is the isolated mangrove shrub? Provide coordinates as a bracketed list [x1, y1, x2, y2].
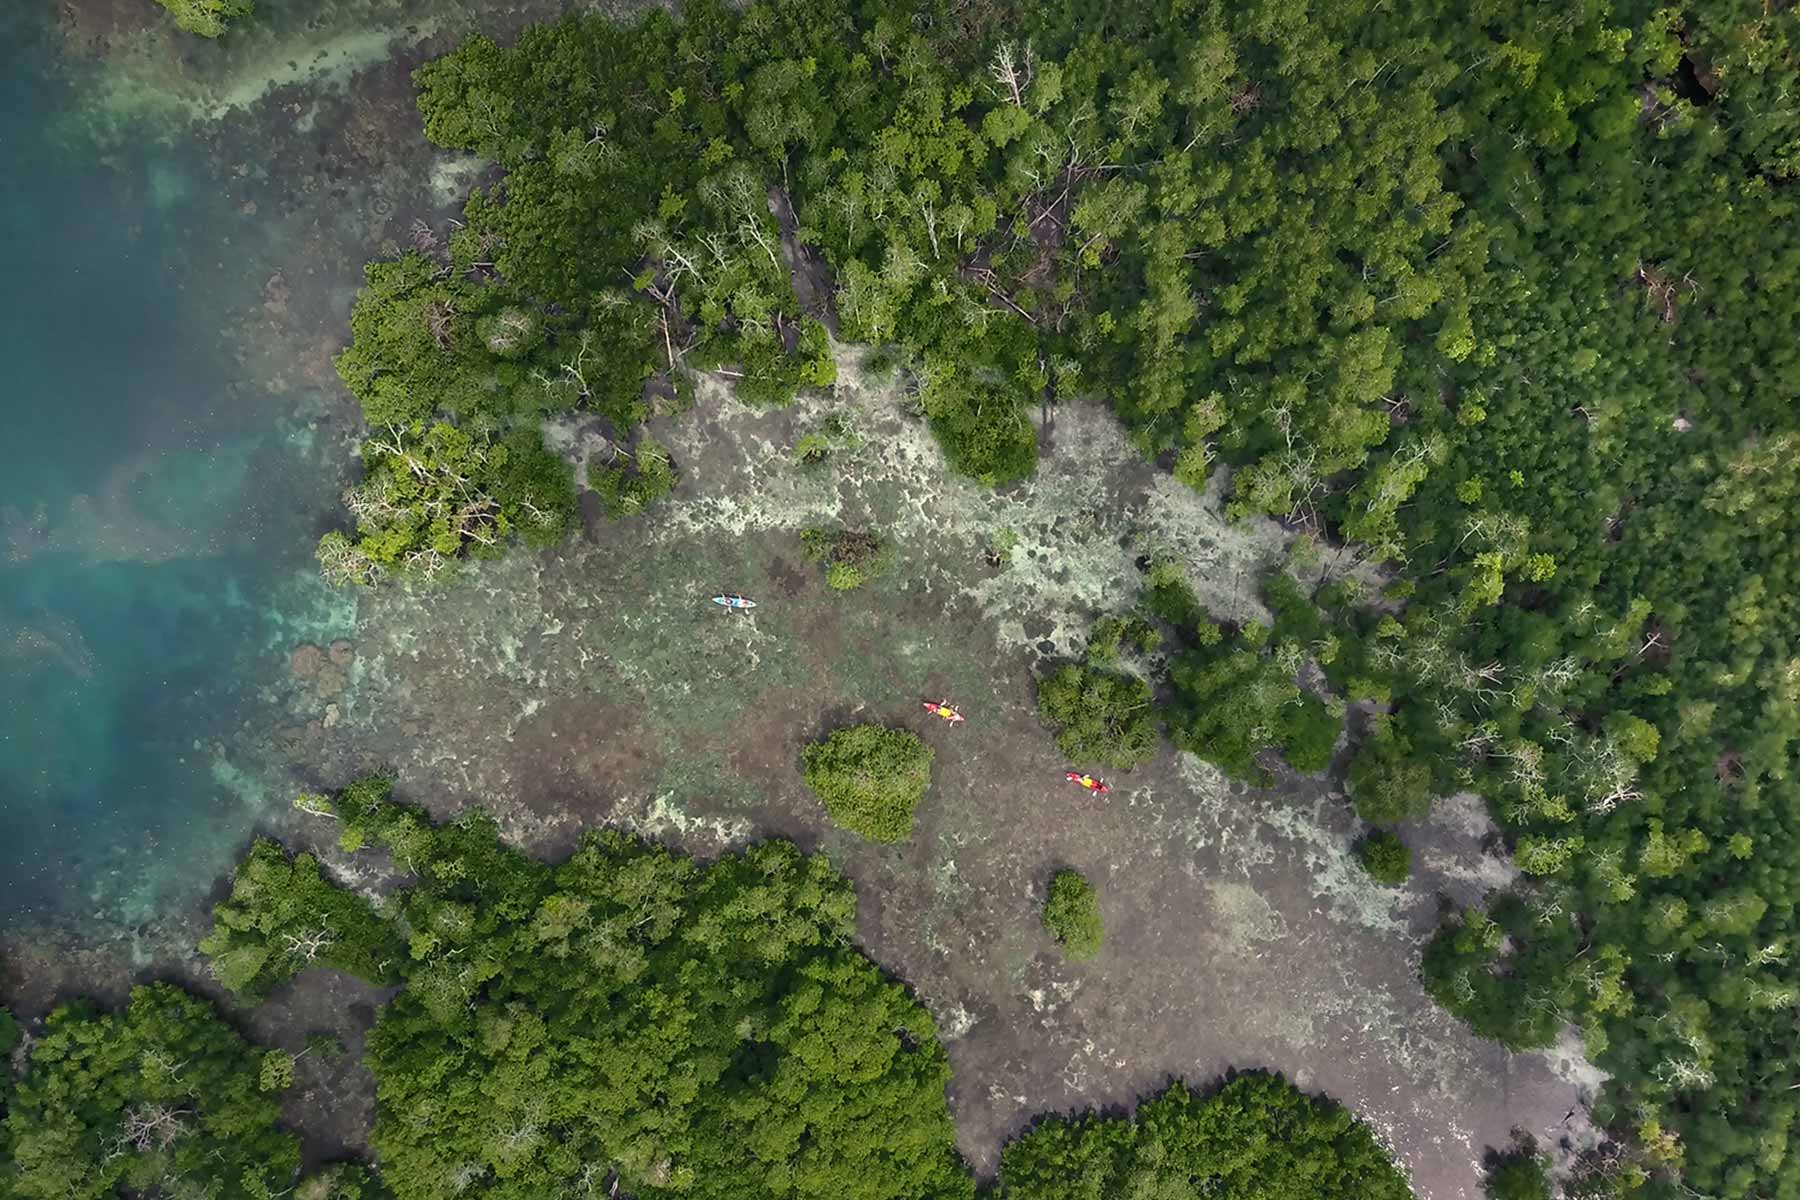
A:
[154, 0, 251, 37]
[801, 526, 887, 592]
[1042, 869, 1104, 960]
[985, 527, 1021, 568]
[995, 1073, 1412, 1200]
[1357, 831, 1413, 885]
[794, 432, 833, 465]
[802, 724, 934, 842]
[1036, 664, 1158, 770]
[793, 410, 863, 467]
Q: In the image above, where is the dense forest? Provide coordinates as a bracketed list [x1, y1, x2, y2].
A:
[305, 1, 1793, 1192]
[38, 0, 1799, 1194]
[0, 981, 381, 1200]
[0, 779, 1418, 1199]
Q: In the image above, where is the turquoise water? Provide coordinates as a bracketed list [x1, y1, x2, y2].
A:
[0, 9, 337, 925]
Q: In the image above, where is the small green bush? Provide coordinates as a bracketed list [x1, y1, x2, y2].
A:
[794, 432, 834, 465]
[1357, 831, 1413, 885]
[793, 409, 862, 466]
[801, 526, 887, 591]
[1043, 869, 1104, 960]
[802, 724, 934, 842]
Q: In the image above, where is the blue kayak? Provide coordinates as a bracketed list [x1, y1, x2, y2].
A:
[712, 594, 757, 610]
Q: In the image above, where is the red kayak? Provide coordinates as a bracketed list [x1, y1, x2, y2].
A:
[922, 700, 966, 724]
[1065, 772, 1110, 794]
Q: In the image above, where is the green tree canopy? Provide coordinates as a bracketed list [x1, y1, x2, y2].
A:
[1041, 869, 1105, 961]
[995, 1073, 1412, 1200]
[288, 0, 1800, 1186]
[178, 773, 1425, 1200]
[198, 832, 405, 1001]
[1484, 1138, 1552, 1200]
[152, 0, 251, 38]
[1037, 663, 1158, 770]
[1357, 831, 1413, 886]
[3, 984, 299, 1200]
[801, 723, 935, 842]
[1346, 737, 1434, 827]
[203, 780, 971, 1200]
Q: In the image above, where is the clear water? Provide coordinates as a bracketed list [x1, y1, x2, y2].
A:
[0, 8, 340, 926]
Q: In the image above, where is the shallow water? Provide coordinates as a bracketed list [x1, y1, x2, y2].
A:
[0, 6, 339, 925]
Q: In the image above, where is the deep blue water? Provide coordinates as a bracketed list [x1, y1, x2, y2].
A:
[0, 9, 336, 926]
